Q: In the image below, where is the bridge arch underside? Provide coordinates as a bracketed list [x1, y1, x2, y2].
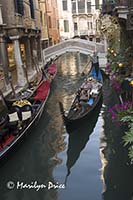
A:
[43, 39, 105, 62]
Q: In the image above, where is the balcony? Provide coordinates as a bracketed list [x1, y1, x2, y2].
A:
[79, 30, 88, 36]
[15, 14, 23, 27]
[15, 14, 36, 30]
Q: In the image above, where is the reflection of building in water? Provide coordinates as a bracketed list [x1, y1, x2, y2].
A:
[99, 115, 108, 193]
[59, 52, 78, 76]
[58, 52, 90, 76]
[50, 122, 67, 164]
[46, 94, 67, 165]
[99, 142, 108, 193]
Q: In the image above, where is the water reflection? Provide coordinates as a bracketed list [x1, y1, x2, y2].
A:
[100, 79, 133, 200]
[0, 52, 94, 200]
[55, 52, 90, 112]
[65, 99, 102, 185]
[57, 52, 90, 77]
[0, 52, 132, 200]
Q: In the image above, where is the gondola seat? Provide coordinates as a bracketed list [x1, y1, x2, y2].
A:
[7, 106, 22, 132]
[7, 112, 19, 131]
[8, 112, 19, 123]
[21, 105, 32, 122]
[90, 88, 99, 95]
[22, 111, 32, 121]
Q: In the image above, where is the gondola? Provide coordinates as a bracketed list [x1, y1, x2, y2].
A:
[64, 99, 102, 185]
[5, 71, 43, 107]
[0, 64, 57, 159]
[59, 67, 103, 132]
[5, 62, 57, 107]
[42, 63, 57, 82]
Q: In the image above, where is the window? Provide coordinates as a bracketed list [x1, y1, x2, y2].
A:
[74, 22, 78, 31]
[88, 22, 93, 30]
[78, 0, 85, 14]
[129, 0, 133, 7]
[57, 20, 59, 30]
[48, 16, 52, 28]
[90, 22, 92, 29]
[14, 0, 24, 15]
[96, 38, 100, 43]
[29, 0, 35, 19]
[87, 22, 89, 30]
[7, 43, 15, 68]
[72, 1, 76, 13]
[87, 1, 91, 13]
[64, 20, 69, 32]
[40, 11, 43, 24]
[95, 0, 99, 9]
[20, 44, 26, 62]
[62, 0, 67, 11]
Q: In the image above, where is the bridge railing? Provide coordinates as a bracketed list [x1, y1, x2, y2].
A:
[43, 39, 105, 62]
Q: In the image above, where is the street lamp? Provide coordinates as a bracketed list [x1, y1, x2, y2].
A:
[130, 80, 133, 86]
[111, 49, 114, 54]
[118, 62, 123, 68]
[130, 80, 133, 106]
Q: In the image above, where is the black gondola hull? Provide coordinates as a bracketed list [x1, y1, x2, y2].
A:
[0, 92, 49, 161]
[64, 95, 103, 133]
[0, 63, 57, 161]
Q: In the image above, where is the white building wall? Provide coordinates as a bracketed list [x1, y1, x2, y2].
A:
[0, 4, 3, 24]
[57, 0, 102, 40]
[57, 0, 74, 40]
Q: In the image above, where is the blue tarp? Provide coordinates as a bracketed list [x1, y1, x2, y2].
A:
[87, 98, 94, 105]
[90, 67, 102, 82]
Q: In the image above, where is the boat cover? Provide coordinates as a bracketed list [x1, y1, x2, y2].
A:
[48, 64, 57, 75]
[91, 67, 102, 82]
[87, 98, 94, 105]
[34, 80, 50, 100]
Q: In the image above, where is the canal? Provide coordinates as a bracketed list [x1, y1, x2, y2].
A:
[0, 53, 132, 200]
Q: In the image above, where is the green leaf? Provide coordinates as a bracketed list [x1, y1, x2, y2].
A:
[128, 146, 133, 161]
[123, 129, 133, 146]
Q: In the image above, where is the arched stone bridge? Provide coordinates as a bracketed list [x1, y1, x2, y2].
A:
[42, 39, 107, 68]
